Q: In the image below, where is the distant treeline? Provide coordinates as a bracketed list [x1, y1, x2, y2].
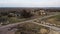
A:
[0, 8, 60, 12]
[0, 9, 33, 18]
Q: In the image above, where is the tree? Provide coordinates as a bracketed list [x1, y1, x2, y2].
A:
[1, 12, 9, 16]
[20, 10, 33, 18]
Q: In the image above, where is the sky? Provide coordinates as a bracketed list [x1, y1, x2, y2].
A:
[0, 0, 60, 7]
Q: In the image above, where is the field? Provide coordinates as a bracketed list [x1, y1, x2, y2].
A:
[15, 23, 50, 34]
[45, 14, 60, 27]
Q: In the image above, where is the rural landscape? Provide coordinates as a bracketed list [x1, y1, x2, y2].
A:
[0, 8, 60, 34]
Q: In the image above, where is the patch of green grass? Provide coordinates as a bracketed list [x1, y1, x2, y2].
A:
[49, 14, 60, 19]
[8, 17, 20, 23]
[8, 17, 26, 23]
[50, 14, 60, 21]
[0, 15, 32, 25]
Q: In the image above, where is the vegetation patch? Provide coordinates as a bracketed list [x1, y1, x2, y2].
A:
[46, 14, 60, 25]
[0, 11, 34, 25]
[15, 23, 50, 34]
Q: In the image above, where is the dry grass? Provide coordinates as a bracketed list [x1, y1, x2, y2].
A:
[46, 14, 60, 25]
[15, 23, 50, 34]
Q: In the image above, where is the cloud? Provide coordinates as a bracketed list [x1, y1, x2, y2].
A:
[0, 0, 60, 7]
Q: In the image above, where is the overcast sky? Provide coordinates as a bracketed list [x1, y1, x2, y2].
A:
[0, 0, 60, 7]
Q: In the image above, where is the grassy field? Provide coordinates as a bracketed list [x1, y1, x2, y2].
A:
[0, 16, 31, 25]
[45, 14, 60, 25]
